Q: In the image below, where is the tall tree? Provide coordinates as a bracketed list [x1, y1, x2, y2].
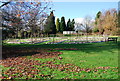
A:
[94, 11, 102, 34]
[70, 19, 75, 31]
[117, 6, 120, 35]
[56, 18, 60, 33]
[103, 9, 118, 35]
[66, 19, 71, 31]
[60, 16, 66, 33]
[95, 11, 101, 25]
[1, 1, 52, 39]
[1, 6, 24, 38]
[94, 9, 118, 35]
[44, 11, 56, 34]
[82, 16, 93, 34]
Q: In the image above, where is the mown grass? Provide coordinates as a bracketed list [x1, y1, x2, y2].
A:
[1, 40, 119, 79]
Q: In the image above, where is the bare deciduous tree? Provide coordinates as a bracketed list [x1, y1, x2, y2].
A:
[1, 0, 52, 39]
[81, 16, 94, 34]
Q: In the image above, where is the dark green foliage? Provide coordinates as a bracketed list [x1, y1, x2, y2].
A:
[93, 27, 99, 33]
[95, 11, 101, 25]
[66, 19, 75, 31]
[70, 19, 75, 31]
[60, 16, 66, 33]
[44, 11, 56, 34]
[56, 18, 60, 33]
[96, 11, 101, 19]
[66, 19, 71, 31]
[2, 29, 15, 40]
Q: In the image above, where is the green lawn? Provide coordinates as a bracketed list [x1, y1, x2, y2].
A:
[1, 41, 119, 79]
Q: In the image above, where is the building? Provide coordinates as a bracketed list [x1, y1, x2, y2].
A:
[63, 31, 76, 34]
